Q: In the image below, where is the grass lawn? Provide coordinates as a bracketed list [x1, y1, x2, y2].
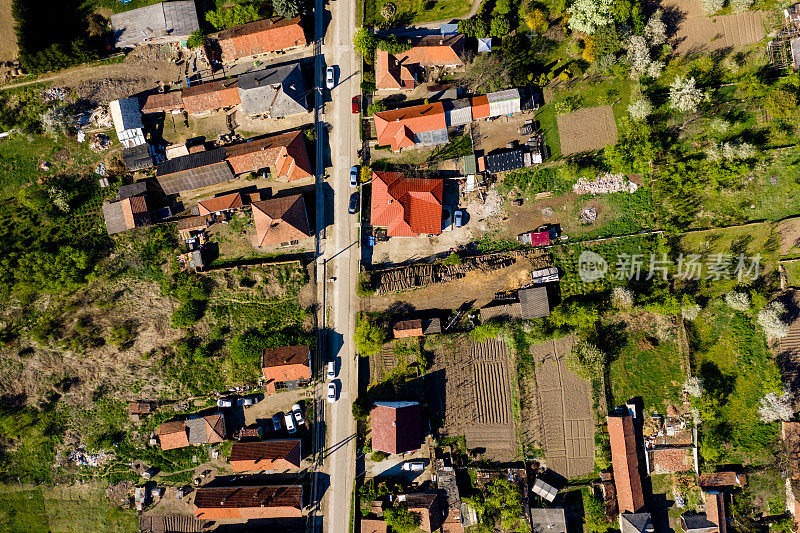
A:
[610, 333, 685, 410]
[365, 0, 472, 25]
[783, 260, 800, 287]
[90, 0, 164, 13]
[0, 485, 137, 533]
[536, 103, 561, 159]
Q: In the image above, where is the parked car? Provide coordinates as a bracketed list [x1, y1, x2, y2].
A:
[292, 403, 305, 425]
[272, 414, 282, 431]
[242, 397, 255, 407]
[325, 66, 335, 89]
[327, 382, 337, 403]
[350, 166, 358, 187]
[217, 398, 233, 408]
[402, 461, 425, 472]
[352, 96, 360, 113]
[348, 191, 359, 214]
[284, 413, 297, 433]
[327, 361, 336, 379]
[453, 209, 464, 228]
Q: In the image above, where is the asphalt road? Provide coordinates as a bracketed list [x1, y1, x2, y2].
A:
[318, 0, 360, 531]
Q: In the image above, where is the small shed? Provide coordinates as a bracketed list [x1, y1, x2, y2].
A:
[122, 143, 154, 172]
[462, 154, 477, 175]
[486, 88, 521, 116]
[443, 98, 472, 127]
[518, 286, 550, 319]
[393, 319, 423, 338]
[109, 97, 145, 148]
[531, 477, 558, 502]
[440, 23, 459, 35]
[477, 37, 492, 53]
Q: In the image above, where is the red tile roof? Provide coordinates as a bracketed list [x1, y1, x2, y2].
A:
[225, 130, 312, 181]
[371, 171, 443, 237]
[361, 519, 388, 533]
[608, 413, 645, 514]
[375, 49, 415, 90]
[218, 17, 307, 61]
[198, 192, 244, 215]
[370, 401, 421, 454]
[251, 194, 311, 247]
[181, 79, 241, 115]
[471, 95, 490, 119]
[395, 35, 464, 66]
[121, 196, 151, 230]
[650, 447, 693, 474]
[374, 103, 447, 151]
[229, 439, 302, 471]
[142, 91, 184, 114]
[393, 319, 423, 338]
[261, 344, 311, 393]
[158, 420, 190, 450]
[704, 490, 726, 533]
[194, 485, 302, 520]
[698, 472, 745, 488]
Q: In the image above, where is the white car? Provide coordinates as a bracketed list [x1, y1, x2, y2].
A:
[453, 209, 464, 228]
[292, 403, 305, 425]
[284, 413, 297, 433]
[325, 66, 335, 89]
[327, 361, 336, 379]
[350, 166, 359, 187]
[402, 461, 425, 472]
[217, 398, 233, 408]
[327, 382, 337, 403]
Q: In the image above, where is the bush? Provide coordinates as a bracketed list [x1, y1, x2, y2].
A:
[385, 503, 421, 533]
[370, 450, 390, 461]
[367, 99, 387, 116]
[205, 2, 260, 30]
[187, 30, 205, 49]
[355, 314, 386, 357]
[441, 252, 462, 266]
[171, 300, 204, 329]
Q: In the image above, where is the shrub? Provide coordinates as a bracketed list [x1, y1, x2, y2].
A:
[367, 99, 387, 116]
[370, 450, 390, 461]
[385, 503, 421, 533]
[187, 30, 205, 49]
[566, 342, 606, 382]
[171, 300, 204, 328]
[441, 252, 462, 266]
[611, 287, 634, 309]
[205, 3, 260, 30]
[355, 314, 386, 357]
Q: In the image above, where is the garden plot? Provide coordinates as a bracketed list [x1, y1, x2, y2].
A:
[556, 106, 618, 155]
[525, 336, 596, 479]
[426, 335, 517, 461]
[776, 290, 800, 407]
[661, 0, 768, 55]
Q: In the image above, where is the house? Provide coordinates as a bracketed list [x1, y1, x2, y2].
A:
[648, 446, 695, 474]
[177, 215, 208, 239]
[109, 97, 145, 148]
[371, 401, 421, 455]
[608, 410, 645, 514]
[102, 195, 151, 235]
[193, 485, 302, 520]
[261, 345, 311, 394]
[620, 513, 654, 533]
[392, 318, 441, 338]
[122, 143, 154, 172]
[680, 514, 719, 533]
[251, 194, 312, 247]
[141, 91, 184, 114]
[224, 130, 313, 180]
[361, 519, 388, 533]
[229, 439, 302, 472]
[436, 466, 464, 533]
[529, 508, 567, 533]
[186, 413, 226, 445]
[394, 35, 465, 68]
[680, 490, 726, 533]
[395, 493, 442, 533]
[181, 79, 241, 115]
[238, 63, 308, 118]
[156, 148, 235, 194]
[370, 172, 443, 237]
[698, 472, 746, 488]
[375, 49, 415, 90]
[198, 192, 244, 216]
[373, 103, 448, 151]
[218, 17, 307, 62]
[110, 1, 199, 49]
[480, 286, 550, 321]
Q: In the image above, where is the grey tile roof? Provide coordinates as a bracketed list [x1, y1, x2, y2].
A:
[238, 63, 308, 118]
[185, 417, 207, 445]
[110, 1, 200, 49]
[680, 513, 717, 533]
[101, 201, 128, 235]
[117, 180, 148, 200]
[620, 513, 654, 533]
[519, 286, 550, 318]
[156, 148, 235, 194]
[415, 128, 449, 146]
[122, 144, 154, 172]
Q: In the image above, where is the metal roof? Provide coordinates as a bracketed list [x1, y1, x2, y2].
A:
[484, 149, 525, 173]
[415, 128, 449, 146]
[519, 286, 550, 318]
[122, 144, 154, 172]
[443, 98, 472, 127]
[531, 478, 557, 501]
[156, 148, 235, 194]
[487, 88, 520, 103]
[463, 154, 477, 174]
[117, 180, 148, 200]
[157, 147, 226, 175]
[529, 508, 567, 533]
[478, 37, 492, 53]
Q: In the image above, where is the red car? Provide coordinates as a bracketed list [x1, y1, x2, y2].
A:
[352, 96, 360, 114]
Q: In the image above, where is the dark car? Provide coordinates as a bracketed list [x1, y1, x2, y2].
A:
[352, 96, 360, 114]
[272, 414, 282, 431]
[348, 191, 360, 214]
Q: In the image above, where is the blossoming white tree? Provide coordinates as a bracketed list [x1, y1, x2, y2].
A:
[758, 390, 793, 423]
[758, 301, 789, 341]
[567, 0, 615, 34]
[628, 98, 653, 122]
[669, 76, 704, 113]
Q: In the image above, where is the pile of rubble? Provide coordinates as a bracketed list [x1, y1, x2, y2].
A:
[90, 134, 112, 152]
[67, 445, 112, 468]
[573, 173, 638, 195]
[580, 207, 597, 223]
[89, 107, 113, 128]
[42, 87, 67, 103]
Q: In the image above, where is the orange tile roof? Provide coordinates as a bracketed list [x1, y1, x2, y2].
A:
[395, 35, 464, 66]
[203, 413, 226, 444]
[375, 50, 415, 90]
[704, 490, 726, 533]
[650, 447, 693, 474]
[374, 102, 447, 151]
[371, 171, 443, 236]
[393, 319, 423, 338]
[181, 79, 241, 115]
[142, 91, 184, 114]
[361, 519, 388, 533]
[699, 472, 745, 488]
[198, 192, 244, 215]
[224, 130, 312, 181]
[218, 17, 307, 61]
[158, 420, 190, 450]
[194, 485, 302, 520]
[608, 414, 645, 514]
[251, 194, 311, 247]
[229, 439, 302, 472]
[371, 402, 422, 455]
[471, 95, 490, 119]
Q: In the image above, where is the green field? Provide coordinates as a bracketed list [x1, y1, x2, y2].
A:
[610, 335, 685, 410]
[364, 0, 471, 25]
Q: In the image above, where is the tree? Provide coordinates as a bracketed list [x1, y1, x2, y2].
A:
[384, 503, 420, 533]
[724, 291, 750, 312]
[366, 99, 386, 116]
[274, 0, 304, 18]
[41, 103, 71, 138]
[701, 0, 724, 15]
[187, 30, 205, 49]
[490, 16, 511, 38]
[525, 9, 548, 32]
[765, 88, 797, 120]
[643, 9, 666, 46]
[205, 3, 260, 30]
[758, 301, 789, 341]
[463, 54, 512, 93]
[47, 187, 70, 213]
[626, 35, 662, 79]
[354, 314, 385, 357]
[627, 98, 653, 121]
[668, 76, 703, 113]
[731, 0, 753, 13]
[611, 286, 634, 309]
[353, 27, 377, 60]
[494, 0, 512, 15]
[584, 490, 613, 532]
[171, 299, 204, 328]
[458, 17, 488, 38]
[582, 37, 596, 62]
[758, 390, 793, 423]
[377, 35, 412, 54]
[683, 377, 704, 398]
[567, 0, 615, 35]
